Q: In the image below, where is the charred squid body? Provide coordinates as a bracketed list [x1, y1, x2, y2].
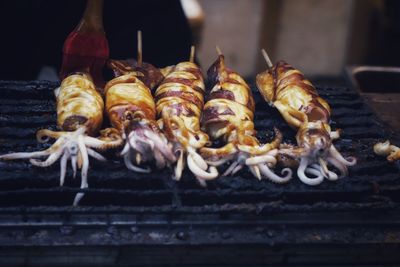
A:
[0, 73, 123, 205]
[155, 48, 218, 185]
[374, 140, 400, 162]
[106, 60, 176, 172]
[256, 57, 356, 185]
[200, 50, 292, 183]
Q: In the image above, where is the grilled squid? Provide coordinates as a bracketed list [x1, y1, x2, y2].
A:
[105, 31, 175, 172]
[200, 48, 292, 183]
[374, 141, 400, 162]
[0, 73, 123, 205]
[155, 46, 218, 185]
[256, 49, 356, 185]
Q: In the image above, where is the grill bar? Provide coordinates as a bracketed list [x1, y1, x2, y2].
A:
[0, 81, 399, 207]
[0, 80, 399, 259]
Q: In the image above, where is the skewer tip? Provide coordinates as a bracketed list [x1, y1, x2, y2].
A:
[216, 45, 222, 56]
[190, 45, 195, 63]
[215, 45, 227, 81]
[261, 48, 273, 69]
[137, 30, 143, 66]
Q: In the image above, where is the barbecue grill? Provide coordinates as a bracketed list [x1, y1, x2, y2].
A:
[0, 80, 399, 266]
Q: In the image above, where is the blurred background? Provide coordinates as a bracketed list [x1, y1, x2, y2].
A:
[0, 0, 399, 81]
[196, 0, 400, 78]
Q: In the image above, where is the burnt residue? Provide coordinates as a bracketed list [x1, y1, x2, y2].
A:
[61, 115, 88, 132]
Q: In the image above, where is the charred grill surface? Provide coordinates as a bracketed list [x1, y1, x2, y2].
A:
[0, 80, 400, 258]
[1, 80, 399, 207]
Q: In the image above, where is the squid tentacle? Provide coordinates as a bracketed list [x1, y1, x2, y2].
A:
[187, 153, 218, 181]
[174, 149, 185, 181]
[0, 126, 120, 205]
[222, 160, 239, 177]
[237, 128, 282, 155]
[0, 136, 67, 161]
[120, 142, 130, 156]
[248, 165, 261, 180]
[312, 162, 338, 181]
[86, 148, 107, 162]
[124, 127, 176, 171]
[206, 156, 234, 167]
[29, 146, 65, 167]
[200, 143, 238, 163]
[164, 114, 217, 183]
[245, 149, 278, 166]
[70, 153, 78, 178]
[123, 151, 151, 173]
[187, 147, 208, 170]
[317, 158, 338, 181]
[327, 156, 348, 177]
[258, 163, 292, 184]
[83, 134, 123, 150]
[201, 50, 289, 182]
[153, 148, 166, 169]
[60, 150, 69, 186]
[73, 135, 90, 206]
[1, 128, 111, 204]
[231, 164, 243, 175]
[256, 55, 357, 185]
[143, 130, 176, 162]
[36, 129, 69, 143]
[186, 147, 219, 183]
[297, 157, 324, 186]
[329, 145, 357, 166]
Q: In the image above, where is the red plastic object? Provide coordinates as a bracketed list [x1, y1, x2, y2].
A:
[59, 0, 109, 88]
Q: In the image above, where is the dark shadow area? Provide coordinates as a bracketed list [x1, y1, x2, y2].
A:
[0, 0, 192, 80]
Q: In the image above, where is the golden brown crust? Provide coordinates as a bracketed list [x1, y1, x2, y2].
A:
[105, 73, 156, 132]
[256, 60, 356, 182]
[202, 55, 259, 148]
[107, 59, 164, 92]
[57, 73, 104, 135]
[256, 61, 331, 129]
[155, 61, 209, 147]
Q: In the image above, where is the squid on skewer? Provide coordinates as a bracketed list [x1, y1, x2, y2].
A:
[105, 31, 175, 172]
[374, 141, 400, 162]
[0, 73, 123, 205]
[256, 49, 356, 185]
[200, 48, 292, 182]
[155, 46, 218, 185]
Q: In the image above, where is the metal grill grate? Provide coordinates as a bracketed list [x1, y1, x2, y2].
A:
[0, 80, 400, 256]
[0, 80, 399, 208]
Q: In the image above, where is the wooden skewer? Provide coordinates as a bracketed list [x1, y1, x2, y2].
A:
[261, 49, 273, 69]
[216, 46, 223, 56]
[190, 45, 195, 63]
[137, 30, 143, 66]
[215, 45, 227, 82]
